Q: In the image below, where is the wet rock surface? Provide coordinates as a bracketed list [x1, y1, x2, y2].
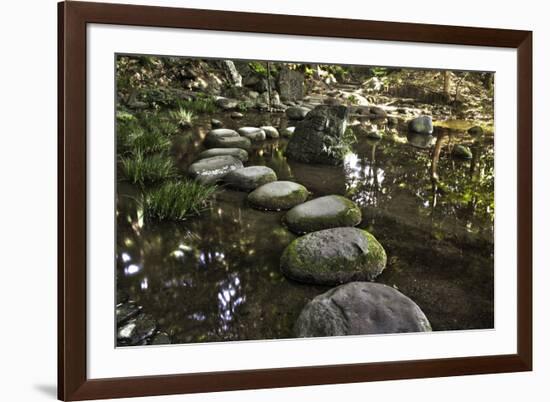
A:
[188, 155, 244, 184]
[224, 166, 278, 191]
[197, 147, 249, 162]
[238, 127, 267, 141]
[248, 181, 309, 211]
[295, 282, 432, 337]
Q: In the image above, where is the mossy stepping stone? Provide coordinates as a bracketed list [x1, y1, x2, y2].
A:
[224, 166, 277, 191]
[188, 155, 243, 184]
[281, 227, 387, 285]
[197, 148, 248, 162]
[295, 282, 432, 337]
[284, 195, 361, 234]
[248, 181, 309, 211]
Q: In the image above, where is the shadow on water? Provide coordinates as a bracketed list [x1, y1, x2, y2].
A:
[117, 112, 494, 344]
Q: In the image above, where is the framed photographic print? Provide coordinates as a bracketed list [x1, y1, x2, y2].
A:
[58, 1, 532, 400]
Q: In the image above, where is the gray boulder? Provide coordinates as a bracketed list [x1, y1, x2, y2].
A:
[408, 115, 433, 134]
[188, 155, 243, 184]
[260, 126, 280, 139]
[211, 119, 223, 128]
[216, 97, 238, 110]
[295, 282, 432, 337]
[281, 228, 387, 285]
[284, 195, 361, 234]
[248, 181, 309, 211]
[230, 111, 244, 119]
[286, 106, 310, 120]
[221, 60, 242, 87]
[278, 68, 304, 101]
[285, 105, 349, 165]
[238, 127, 266, 141]
[224, 166, 277, 191]
[197, 147, 248, 162]
[205, 135, 251, 150]
[204, 128, 239, 146]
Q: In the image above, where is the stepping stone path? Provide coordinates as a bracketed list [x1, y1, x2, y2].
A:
[295, 282, 432, 337]
[281, 227, 387, 285]
[205, 128, 238, 145]
[188, 155, 243, 184]
[284, 195, 362, 234]
[452, 144, 473, 160]
[408, 115, 433, 134]
[197, 147, 248, 162]
[248, 181, 309, 211]
[260, 126, 279, 139]
[224, 166, 277, 192]
[238, 127, 266, 141]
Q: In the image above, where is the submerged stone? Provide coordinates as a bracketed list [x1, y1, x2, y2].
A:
[284, 195, 361, 234]
[295, 282, 432, 337]
[117, 314, 157, 346]
[188, 155, 243, 184]
[452, 144, 473, 160]
[248, 181, 309, 211]
[238, 127, 266, 141]
[197, 147, 248, 162]
[260, 126, 280, 139]
[408, 115, 433, 134]
[224, 166, 277, 191]
[281, 227, 387, 285]
[211, 119, 223, 128]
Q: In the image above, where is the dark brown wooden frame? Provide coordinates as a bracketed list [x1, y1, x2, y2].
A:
[58, 1, 532, 400]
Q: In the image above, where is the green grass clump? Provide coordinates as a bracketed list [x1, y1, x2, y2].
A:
[176, 97, 216, 114]
[170, 107, 196, 128]
[120, 151, 176, 186]
[144, 181, 217, 221]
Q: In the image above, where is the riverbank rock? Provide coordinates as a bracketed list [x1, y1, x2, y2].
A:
[238, 127, 266, 141]
[282, 127, 295, 137]
[261, 126, 280, 139]
[408, 115, 433, 134]
[452, 144, 473, 160]
[295, 282, 432, 337]
[197, 148, 248, 162]
[284, 195, 361, 234]
[224, 166, 277, 191]
[231, 111, 244, 119]
[285, 105, 349, 165]
[188, 155, 243, 184]
[248, 181, 309, 211]
[205, 135, 251, 150]
[281, 228, 387, 285]
[215, 97, 238, 110]
[286, 106, 310, 120]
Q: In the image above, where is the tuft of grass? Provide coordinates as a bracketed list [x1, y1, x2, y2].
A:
[144, 181, 217, 221]
[120, 151, 176, 186]
[176, 97, 216, 114]
[170, 107, 196, 128]
[130, 131, 172, 154]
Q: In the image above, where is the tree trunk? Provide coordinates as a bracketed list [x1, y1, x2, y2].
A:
[443, 71, 452, 94]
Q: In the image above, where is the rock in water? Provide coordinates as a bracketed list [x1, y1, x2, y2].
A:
[188, 155, 243, 184]
[211, 119, 223, 128]
[407, 132, 435, 149]
[285, 105, 349, 165]
[205, 135, 251, 150]
[238, 127, 266, 141]
[260, 126, 280, 139]
[295, 282, 432, 337]
[204, 128, 239, 146]
[281, 228, 387, 285]
[224, 166, 277, 191]
[284, 195, 361, 234]
[408, 115, 433, 134]
[285, 106, 310, 120]
[248, 181, 309, 211]
[452, 144, 473, 160]
[197, 148, 249, 162]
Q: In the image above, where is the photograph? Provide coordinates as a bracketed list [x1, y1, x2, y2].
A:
[114, 54, 495, 347]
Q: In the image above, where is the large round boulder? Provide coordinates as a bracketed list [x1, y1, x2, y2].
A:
[188, 155, 243, 184]
[197, 147, 249, 162]
[281, 228, 387, 285]
[224, 166, 277, 191]
[295, 282, 432, 337]
[284, 195, 361, 234]
[248, 181, 309, 211]
[238, 127, 266, 141]
[407, 115, 433, 134]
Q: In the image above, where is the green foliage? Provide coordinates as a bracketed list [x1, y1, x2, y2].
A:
[143, 181, 217, 221]
[169, 107, 195, 128]
[248, 61, 268, 76]
[371, 67, 389, 77]
[322, 127, 357, 161]
[176, 96, 216, 114]
[120, 151, 176, 186]
[347, 94, 359, 105]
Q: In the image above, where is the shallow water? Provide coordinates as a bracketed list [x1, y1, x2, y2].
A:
[116, 112, 494, 345]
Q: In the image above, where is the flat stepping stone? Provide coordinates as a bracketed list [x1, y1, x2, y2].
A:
[238, 127, 266, 141]
[205, 135, 251, 150]
[284, 195, 361, 234]
[260, 126, 280, 139]
[197, 148, 248, 162]
[224, 166, 277, 191]
[207, 128, 239, 139]
[248, 181, 308, 211]
[281, 227, 387, 285]
[295, 282, 432, 337]
[188, 155, 243, 184]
